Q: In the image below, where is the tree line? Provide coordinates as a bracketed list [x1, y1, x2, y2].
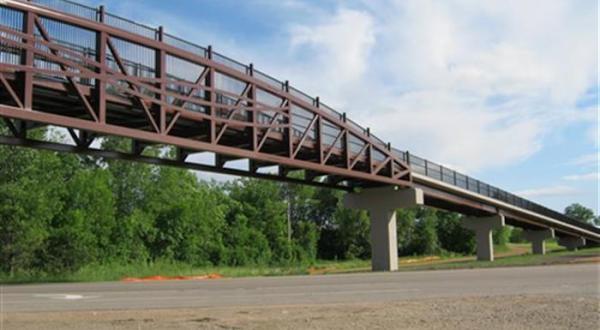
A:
[0, 127, 596, 275]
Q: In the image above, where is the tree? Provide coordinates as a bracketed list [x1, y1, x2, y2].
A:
[396, 208, 417, 255]
[565, 203, 599, 226]
[0, 143, 66, 273]
[145, 166, 227, 265]
[101, 137, 156, 261]
[226, 179, 291, 264]
[493, 227, 512, 246]
[410, 207, 440, 255]
[436, 212, 475, 255]
[45, 169, 116, 272]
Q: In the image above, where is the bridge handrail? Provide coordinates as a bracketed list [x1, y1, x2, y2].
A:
[20, 0, 388, 146]
[396, 149, 600, 233]
[6, 0, 598, 234]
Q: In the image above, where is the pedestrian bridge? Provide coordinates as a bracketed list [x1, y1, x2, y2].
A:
[1, 0, 598, 271]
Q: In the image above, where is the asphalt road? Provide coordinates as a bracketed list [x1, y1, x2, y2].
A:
[2, 264, 598, 313]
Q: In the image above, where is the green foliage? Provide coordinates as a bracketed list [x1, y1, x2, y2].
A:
[226, 179, 291, 263]
[223, 213, 272, 266]
[5, 133, 589, 280]
[396, 208, 417, 254]
[0, 145, 65, 274]
[410, 208, 440, 255]
[509, 227, 526, 243]
[565, 203, 599, 226]
[493, 227, 512, 246]
[145, 167, 227, 266]
[45, 169, 116, 272]
[436, 212, 475, 254]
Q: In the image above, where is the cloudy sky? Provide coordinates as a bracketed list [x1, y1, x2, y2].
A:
[83, 0, 598, 213]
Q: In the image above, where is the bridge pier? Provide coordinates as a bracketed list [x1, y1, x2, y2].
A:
[557, 236, 586, 251]
[462, 214, 505, 261]
[344, 187, 424, 271]
[523, 228, 554, 255]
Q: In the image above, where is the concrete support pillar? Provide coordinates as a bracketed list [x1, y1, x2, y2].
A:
[523, 228, 555, 255]
[557, 236, 586, 251]
[462, 214, 505, 261]
[368, 208, 398, 271]
[344, 187, 424, 271]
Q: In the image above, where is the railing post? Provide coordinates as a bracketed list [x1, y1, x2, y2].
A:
[248, 63, 257, 151]
[95, 5, 107, 123]
[97, 5, 105, 23]
[317, 111, 323, 164]
[155, 26, 166, 133]
[282, 80, 293, 156]
[19, 9, 35, 109]
[207, 45, 216, 143]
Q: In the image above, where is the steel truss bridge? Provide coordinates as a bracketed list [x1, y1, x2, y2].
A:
[0, 0, 598, 249]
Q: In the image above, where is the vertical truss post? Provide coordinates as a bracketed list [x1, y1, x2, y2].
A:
[343, 112, 350, 169]
[315, 97, 322, 163]
[284, 80, 293, 157]
[367, 128, 373, 173]
[207, 45, 216, 143]
[19, 10, 35, 109]
[155, 26, 166, 133]
[387, 143, 394, 178]
[95, 5, 107, 123]
[247, 63, 257, 150]
[317, 107, 324, 164]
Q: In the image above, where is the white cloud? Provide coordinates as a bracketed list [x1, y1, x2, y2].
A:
[286, 8, 376, 104]
[516, 185, 580, 198]
[562, 172, 600, 181]
[275, 0, 598, 173]
[567, 152, 599, 167]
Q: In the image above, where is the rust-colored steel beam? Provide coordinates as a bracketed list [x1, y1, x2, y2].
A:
[0, 134, 354, 191]
[0, 0, 412, 190]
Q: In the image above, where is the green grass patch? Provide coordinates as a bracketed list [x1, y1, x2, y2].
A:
[1, 246, 598, 285]
[0, 260, 314, 284]
[395, 246, 600, 272]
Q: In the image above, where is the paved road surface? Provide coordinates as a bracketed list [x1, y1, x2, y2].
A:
[2, 264, 598, 313]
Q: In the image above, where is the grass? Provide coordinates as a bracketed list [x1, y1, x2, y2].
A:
[1, 244, 598, 284]
[397, 246, 600, 272]
[0, 261, 313, 285]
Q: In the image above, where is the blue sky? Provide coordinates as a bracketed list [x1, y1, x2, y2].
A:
[81, 0, 598, 214]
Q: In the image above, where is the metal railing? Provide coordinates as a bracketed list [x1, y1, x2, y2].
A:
[392, 149, 599, 233]
[4, 0, 598, 234]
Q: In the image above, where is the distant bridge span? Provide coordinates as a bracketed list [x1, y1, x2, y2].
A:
[1, 0, 598, 271]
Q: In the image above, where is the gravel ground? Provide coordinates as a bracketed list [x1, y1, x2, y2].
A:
[3, 294, 598, 330]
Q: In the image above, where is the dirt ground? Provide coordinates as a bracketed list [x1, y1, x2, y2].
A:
[3, 294, 598, 330]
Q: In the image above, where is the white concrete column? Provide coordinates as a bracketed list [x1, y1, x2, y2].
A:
[462, 214, 505, 261]
[369, 208, 398, 271]
[557, 236, 586, 251]
[523, 228, 554, 255]
[344, 187, 424, 271]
